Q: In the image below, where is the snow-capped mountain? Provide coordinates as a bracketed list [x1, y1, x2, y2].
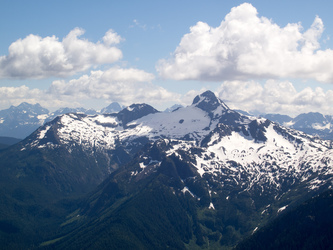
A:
[100, 102, 124, 114]
[44, 91, 333, 249]
[2, 90, 333, 249]
[263, 112, 333, 140]
[0, 102, 123, 139]
[23, 90, 333, 196]
[23, 91, 236, 151]
[0, 102, 49, 138]
[2, 97, 332, 141]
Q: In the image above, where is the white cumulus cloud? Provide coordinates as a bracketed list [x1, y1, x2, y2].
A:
[0, 67, 180, 110]
[0, 28, 123, 79]
[0, 86, 43, 108]
[157, 3, 333, 83]
[217, 80, 333, 116]
[103, 29, 123, 45]
[49, 67, 155, 102]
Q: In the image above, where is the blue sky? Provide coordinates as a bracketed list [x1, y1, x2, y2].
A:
[1, 0, 333, 116]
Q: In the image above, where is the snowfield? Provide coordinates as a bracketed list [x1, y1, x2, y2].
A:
[24, 91, 333, 195]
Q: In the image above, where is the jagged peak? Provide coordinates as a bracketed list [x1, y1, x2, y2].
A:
[125, 103, 152, 111]
[117, 103, 159, 125]
[16, 102, 43, 109]
[101, 102, 123, 114]
[7, 102, 49, 115]
[192, 90, 229, 114]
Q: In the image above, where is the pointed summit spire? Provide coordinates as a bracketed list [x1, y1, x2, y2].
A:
[192, 90, 229, 113]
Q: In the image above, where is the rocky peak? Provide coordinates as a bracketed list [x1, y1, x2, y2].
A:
[293, 112, 327, 128]
[192, 90, 229, 114]
[117, 103, 159, 126]
[101, 102, 123, 114]
[11, 102, 49, 115]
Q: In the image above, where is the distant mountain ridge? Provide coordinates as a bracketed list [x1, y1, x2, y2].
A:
[262, 112, 333, 140]
[0, 102, 49, 139]
[0, 136, 21, 149]
[1, 100, 332, 141]
[0, 102, 124, 139]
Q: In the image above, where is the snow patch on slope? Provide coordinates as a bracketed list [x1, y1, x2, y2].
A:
[277, 205, 288, 213]
[165, 122, 333, 193]
[126, 106, 214, 140]
[312, 123, 331, 130]
[38, 125, 51, 139]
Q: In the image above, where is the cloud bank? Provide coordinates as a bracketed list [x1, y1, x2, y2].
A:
[157, 3, 333, 83]
[0, 28, 123, 79]
[48, 67, 178, 105]
[0, 76, 332, 116]
[216, 80, 333, 116]
[0, 67, 180, 110]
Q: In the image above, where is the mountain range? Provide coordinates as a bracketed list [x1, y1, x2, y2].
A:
[0, 90, 332, 249]
[1, 98, 333, 141]
[0, 102, 124, 139]
[262, 112, 333, 140]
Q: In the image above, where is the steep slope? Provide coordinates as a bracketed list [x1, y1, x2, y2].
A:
[45, 142, 206, 249]
[0, 102, 49, 138]
[0, 103, 158, 249]
[100, 102, 124, 114]
[49, 129, 333, 248]
[235, 189, 333, 250]
[1, 92, 238, 202]
[25, 92, 234, 155]
[8, 102, 161, 197]
[15, 91, 332, 201]
[40, 91, 333, 249]
[1, 90, 332, 248]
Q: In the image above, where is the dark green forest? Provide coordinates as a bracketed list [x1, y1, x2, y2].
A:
[235, 189, 333, 250]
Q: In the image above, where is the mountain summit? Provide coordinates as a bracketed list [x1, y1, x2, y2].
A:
[193, 90, 229, 113]
[116, 103, 158, 126]
[1, 91, 333, 249]
[15, 90, 333, 205]
[47, 91, 333, 249]
[100, 102, 124, 114]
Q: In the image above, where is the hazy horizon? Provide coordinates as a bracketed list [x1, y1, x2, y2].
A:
[1, 1, 333, 116]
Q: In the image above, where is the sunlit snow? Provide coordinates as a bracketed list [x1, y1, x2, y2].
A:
[24, 95, 333, 195]
[38, 125, 51, 139]
[277, 205, 288, 213]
